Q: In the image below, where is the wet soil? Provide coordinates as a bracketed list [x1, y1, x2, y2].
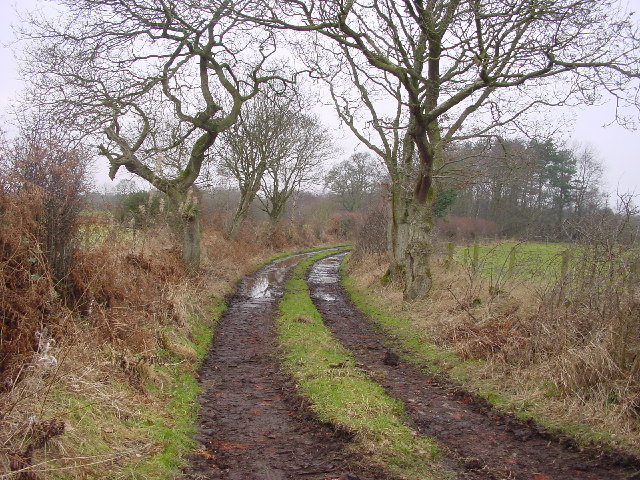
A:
[308, 253, 640, 480]
[185, 253, 396, 480]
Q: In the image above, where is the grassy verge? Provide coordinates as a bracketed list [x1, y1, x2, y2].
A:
[341, 254, 630, 452]
[29, 298, 228, 480]
[117, 300, 227, 478]
[277, 250, 447, 480]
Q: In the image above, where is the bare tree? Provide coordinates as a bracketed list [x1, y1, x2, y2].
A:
[572, 145, 605, 217]
[257, 0, 640, 298]
[258, 112, 333, 224]
[217, 92, 306, 236]
[21, 0, 290, 271]
[324, 152, 384, 211]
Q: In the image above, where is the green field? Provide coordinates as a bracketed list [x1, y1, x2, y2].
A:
[456, 241, 571, 281]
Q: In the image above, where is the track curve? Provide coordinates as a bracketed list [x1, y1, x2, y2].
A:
[308, 253, 639, 480]
[186, 252, 395, 480]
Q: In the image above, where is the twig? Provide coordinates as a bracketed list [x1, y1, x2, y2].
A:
[446, 286, 479, 322]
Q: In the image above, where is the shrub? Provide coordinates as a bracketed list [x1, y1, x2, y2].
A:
[116, 189, 167, 228]
[3, 132, 90, 288]
[354, 195, 388, 255]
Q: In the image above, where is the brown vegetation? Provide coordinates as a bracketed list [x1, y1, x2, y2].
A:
[0, 170, 333, 478]
[435, 216, 500, 241]
[347, 232, 640, 454]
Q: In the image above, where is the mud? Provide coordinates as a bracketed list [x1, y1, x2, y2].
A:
[186, 252, 396, 480]
[308, 253, 640, 480]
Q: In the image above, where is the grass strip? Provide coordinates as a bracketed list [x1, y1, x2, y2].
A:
[116, 300, 227, 479]
[277, 250, 446, 480]
[340, 255, 621, 450]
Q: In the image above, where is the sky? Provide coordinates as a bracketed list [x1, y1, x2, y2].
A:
[0, 0, 638, 196]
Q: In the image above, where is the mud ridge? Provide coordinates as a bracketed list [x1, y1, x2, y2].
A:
[185, 252, 396, 480]
[308, 253, 640, 480]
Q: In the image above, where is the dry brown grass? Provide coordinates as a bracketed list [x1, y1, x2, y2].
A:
[347, 244, 640, 454]
[0, 203, 331, 478]
[1, 335, 152, 479]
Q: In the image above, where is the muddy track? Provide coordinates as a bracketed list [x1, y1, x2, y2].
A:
[185, 252, 395, 480]
[308, 253, 640, 480]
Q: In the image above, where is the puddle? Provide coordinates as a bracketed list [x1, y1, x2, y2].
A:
[308, 256, 344, 285]
[241, 250, 344, 307]
[241, 253, 313, 304]
[316, 293, 337, 301]
[248, 276, 271, 298]
[308, 253, 348, 300]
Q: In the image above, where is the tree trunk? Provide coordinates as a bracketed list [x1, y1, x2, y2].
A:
[268, 196, 286, 225]
[170, 187, 201, 273]
[228, 190, 253, 237]
[387, 180, 411, 281]
[399, 112, 440, 300]
[228, 172, 265, 237]
[404, 201, 433, 300]
[182, 209, 201, 273]
[386, 176, 434, 300]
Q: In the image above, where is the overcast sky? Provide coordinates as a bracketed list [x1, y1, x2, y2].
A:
[1, 0, 638, 196]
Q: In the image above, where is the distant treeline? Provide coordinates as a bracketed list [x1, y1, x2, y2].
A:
[439, 138, 638, 243]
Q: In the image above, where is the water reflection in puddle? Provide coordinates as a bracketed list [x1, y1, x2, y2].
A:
[317, 293, 336, 301]
[242, 253, 315, 303]
[309, 253, 348, 302]
[249, 276, 271, 298]
[240, 250, 344, 306]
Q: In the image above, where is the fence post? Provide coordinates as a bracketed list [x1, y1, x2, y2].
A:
[630, 259, 640, 286]
[561, 249, 571, 279]
[508, 246, 516, 277]
[446, 242, 455, 269]
[472, 243, 480, 274]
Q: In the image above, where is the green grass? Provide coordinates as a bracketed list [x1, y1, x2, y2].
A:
[277, 250, 446, 480]
[456, 241, 570, 280]
[41, 297, 227, 480]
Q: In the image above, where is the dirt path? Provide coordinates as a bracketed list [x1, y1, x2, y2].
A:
[186, 253, 395, 480]
[308, 253, 640, 480]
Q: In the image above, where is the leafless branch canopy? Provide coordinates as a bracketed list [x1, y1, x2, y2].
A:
[22, 0, 292, 201]
[253, 0, 640, 202]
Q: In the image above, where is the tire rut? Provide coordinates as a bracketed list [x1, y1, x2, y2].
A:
[308, 253, 640, 480]
[185, 252, 395, 480]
